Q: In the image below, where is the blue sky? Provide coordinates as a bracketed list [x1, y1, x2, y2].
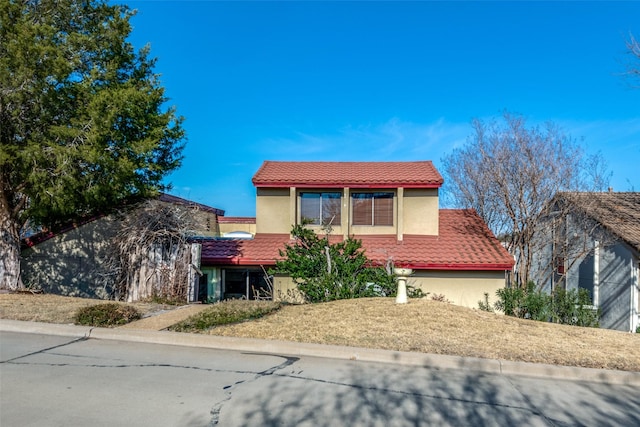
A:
[123, 1, 640, 217]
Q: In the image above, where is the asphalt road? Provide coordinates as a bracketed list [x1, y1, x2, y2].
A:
[1, 331, 639, 427]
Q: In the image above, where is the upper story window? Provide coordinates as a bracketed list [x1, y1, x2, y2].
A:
[352, 192, 394, 226]
[300, 192, 342, 226]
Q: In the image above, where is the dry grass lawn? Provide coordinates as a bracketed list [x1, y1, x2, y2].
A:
[1, 293, 639, 372]
[0, 292, 175, 324]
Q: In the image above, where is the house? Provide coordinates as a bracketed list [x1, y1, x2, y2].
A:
[197, 161, 514, 307]
[21, 194, 224, 301]
[533, 192, 640, 332]
[218, 216, 256, 238]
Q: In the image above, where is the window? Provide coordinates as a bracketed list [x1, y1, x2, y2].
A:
[300, 192, 341, 226]
[352, 192, 393, 226]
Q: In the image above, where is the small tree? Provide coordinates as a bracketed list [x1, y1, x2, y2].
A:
[273, 225, 395, 302]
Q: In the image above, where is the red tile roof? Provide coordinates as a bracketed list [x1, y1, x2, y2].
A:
[252, 161, 444, 188]
[200, 209, 514, 270]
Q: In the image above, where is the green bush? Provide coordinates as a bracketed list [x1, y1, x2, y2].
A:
[273, 224, 396, 303]
[551, 287, 599, 327]
[494, 282, 599, 328]
[74, 303, 142, 327]
[494, 286, 524, 317]
[169, 300, 281, 332]
[521, 282, 551, 321]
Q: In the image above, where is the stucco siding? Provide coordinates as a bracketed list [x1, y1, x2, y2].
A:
[409, 270, 506, 308]
[270, 270, 504, 307]
[270, 274, 308, 303]
[219, 222, 256, 236]
[402, 188, 439, 236]
[256, 188, 292, 234]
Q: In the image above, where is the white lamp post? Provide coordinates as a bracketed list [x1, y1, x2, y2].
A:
[393, 267, 413, 304]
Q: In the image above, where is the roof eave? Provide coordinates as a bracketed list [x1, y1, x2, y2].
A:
[392, 262, 514, 271]
[253, 182, 443, 189]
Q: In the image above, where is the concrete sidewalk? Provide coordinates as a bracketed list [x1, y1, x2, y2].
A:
[1, 318, 639, 387]
[118, 303, 211, 331]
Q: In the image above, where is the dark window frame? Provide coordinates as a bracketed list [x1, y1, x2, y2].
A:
[300, 192, 342, 226]
[351, 192, 394, 226]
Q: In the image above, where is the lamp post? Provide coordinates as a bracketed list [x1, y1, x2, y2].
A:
[393, 267, 413, 304]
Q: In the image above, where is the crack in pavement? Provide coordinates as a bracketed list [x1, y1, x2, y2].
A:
[504, 375, 558, 426]
[0, 337, 88, 364]
[210, 354, 300, 425]
[3, 342, 557, 425]
[269, 370, 550, 418]
[208, 353, 552, 425]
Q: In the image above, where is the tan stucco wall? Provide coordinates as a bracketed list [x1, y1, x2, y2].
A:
[256, 188, 292, 234]
[219, 222, 256, 235]
[269, 269, 506, 308]
[256, 186, 440, 238]
[21, 216, 117, 299]
[408, 270, 506, 308]
[271, 274, 307, 303]
[402, 188, 438, 236]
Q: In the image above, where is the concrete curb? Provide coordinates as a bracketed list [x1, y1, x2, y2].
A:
[2, 319, 639, 386]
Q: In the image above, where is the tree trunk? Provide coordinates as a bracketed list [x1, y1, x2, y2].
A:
[0, 190, 23, 290]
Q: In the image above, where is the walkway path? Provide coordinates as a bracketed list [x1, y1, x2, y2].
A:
[119, 304, 210, 331]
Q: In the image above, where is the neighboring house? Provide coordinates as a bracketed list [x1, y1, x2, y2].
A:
[197, 161, 514, 307]
[21, 194, 224, 301]
[533, 192, 640, 332]
[218, 216, 256, 238]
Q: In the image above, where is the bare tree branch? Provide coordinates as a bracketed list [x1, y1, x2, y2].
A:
[98, 199, 197, 302]
[442, 112, 611, 287]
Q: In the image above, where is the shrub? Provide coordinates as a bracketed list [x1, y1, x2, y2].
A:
[407, 285, 427, 299]
[273, 224, 396, 303]
[521, 282, 551, 321]
[494, 286, 524, 317]
[551, 287, 599, 327]
[495, 281, 599, 328]
[74, 303, 141, 327]
[478, 292, 494, 312]
[430, 293, 451, 303]
[169, 300, 281, 332]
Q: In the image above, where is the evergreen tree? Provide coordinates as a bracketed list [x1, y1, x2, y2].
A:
[0, 0, 185, 289]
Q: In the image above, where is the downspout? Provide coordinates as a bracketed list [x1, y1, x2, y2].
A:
[343, 187, 350, 239]
[397, 187, 404, 242]
[631, 257, 639, 333]
[593, 240, 599, 308]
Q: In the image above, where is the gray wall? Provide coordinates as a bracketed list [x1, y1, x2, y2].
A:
[531, 215, 638, 332]
[21, 217, 117, 299]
